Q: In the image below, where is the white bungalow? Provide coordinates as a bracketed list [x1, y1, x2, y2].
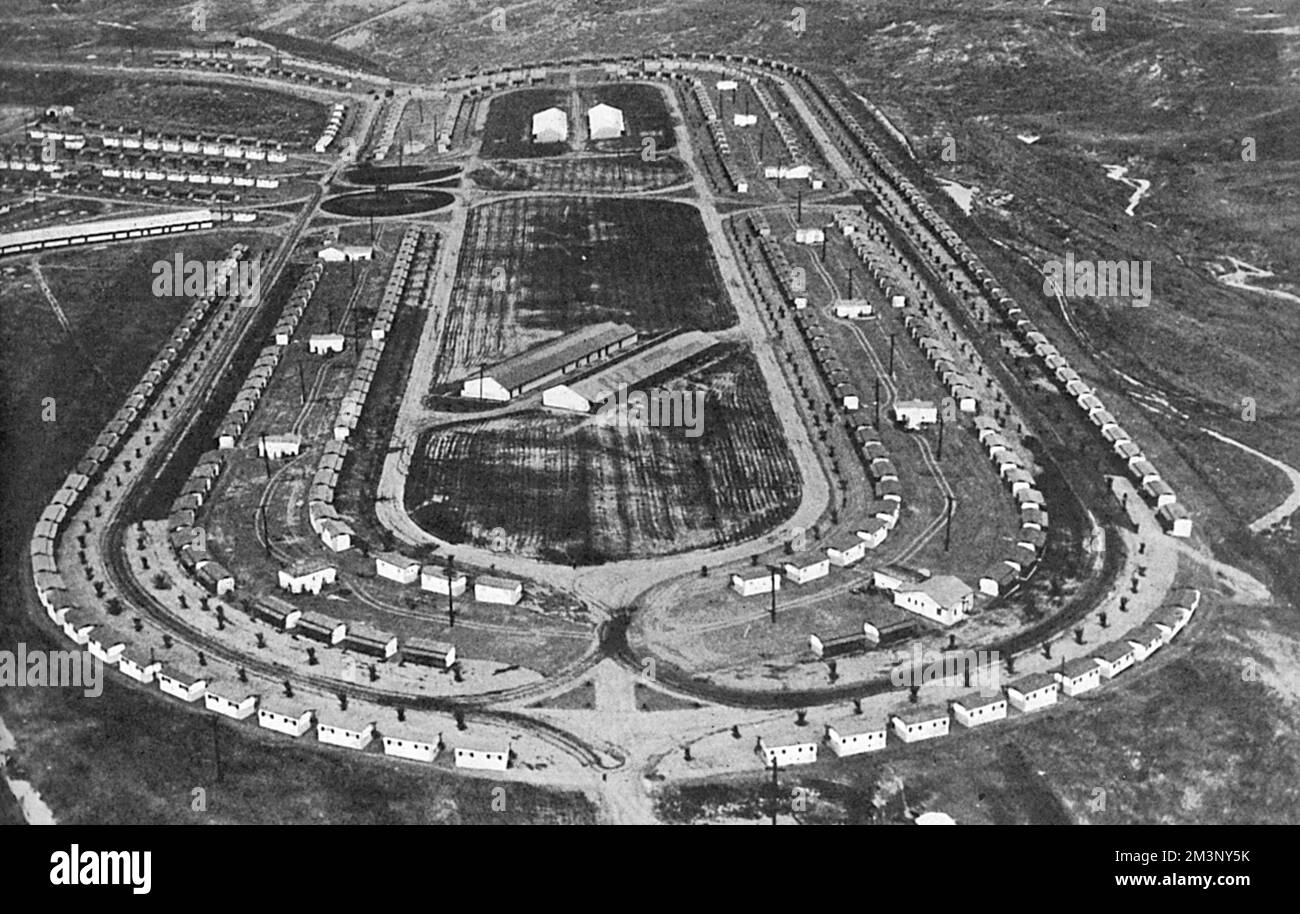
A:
[833, 299, 873, 319]
[731, 569, 780, 597]
[1091, 641, 1136, 679]
[317, 244, 373, 262]
[756, 729, 819, 767]
[951, 694, 1007, 728]
[856, 518, 889, 550]
[474, 576, 522, 606]
[893, 399, 938, 430]
[278, 559, 337, 595]
[1055, 658, 1102, 697]
[316, 714, 376, 751]
[257, 695, 315, 737]
[117, 647, 162, 684]
[1125, 624, 1166, 661]
[783, 553, 830, 585]
[420, 565, 467, 596]
[892, 575, 974, 626]
[309, 333, 346, 355]
[320, 519, 353, 552]
[381, 722, 439, 763]
[1157, 503, 1192, 538]
[454, 745, 510, 771]
[891, 707, 950, 743]
[297, 611, 347, 646]
[1151, 605, 1192, 642]
[157, 663, 209, 702]
[825, 536, 867, 567]
[1006, 673, 1059, 713]
[375, 552, 420, 585]
[824, 718, 887, 757]
[204, 686, 259, 720]
[257, 433, 301, 459]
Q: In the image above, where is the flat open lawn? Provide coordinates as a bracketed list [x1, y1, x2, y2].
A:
[409, 344, 802, 565]
[480, 87, 570, 158]
[429, 195, 733, 388]
[581, 82, 676, 154]
[468, 155, 687, 193]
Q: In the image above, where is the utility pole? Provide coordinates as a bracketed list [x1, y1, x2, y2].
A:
[874, 377, 881, 428]
[889, 334, 896, 377]
[943, 496, 954, 552]
[937, 414, 945, 461]
[847, 268, 853, 299]
[297, 361, 307, 405]
[769, 567, 778, 624]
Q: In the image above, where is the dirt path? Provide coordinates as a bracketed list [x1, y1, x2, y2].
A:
[1202, 427, 1300, 533]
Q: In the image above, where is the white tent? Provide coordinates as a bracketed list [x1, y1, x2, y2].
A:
[586, 103, 626, 141]
[531, 107, 568, 144]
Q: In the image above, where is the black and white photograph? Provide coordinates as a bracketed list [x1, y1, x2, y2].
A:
[0, 0, 1295, 879]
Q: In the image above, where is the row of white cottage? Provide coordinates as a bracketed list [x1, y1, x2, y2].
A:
[308, 228, 419, 557]
[814, 80, 1192, 540]
[757, 588, 1200, 766]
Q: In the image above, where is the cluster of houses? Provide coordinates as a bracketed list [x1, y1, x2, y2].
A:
[314, 102, 349, 154]
[756, 586, 1200, 766]
[529, 102, 626, 145]
[30, 245, 255, 668]
[730, 423, 901, 599]
[152, 50, 355, 91]
[746, 77, 807, 170]
[370, 551, 524, 607]
[369, 96, 409, 161]
[793, 71, 1192, 539]
[689, 78, 749, 194]
[215, 262, 322, 451]
[30, 118, 288, 162]
[791, 309, 862, 411]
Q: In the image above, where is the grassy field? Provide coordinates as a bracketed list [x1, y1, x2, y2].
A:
[409, 344, 803, 565]
[468, 155, 688, 193]
[428, 195, 732, 389]
[480, 88, 571, 159]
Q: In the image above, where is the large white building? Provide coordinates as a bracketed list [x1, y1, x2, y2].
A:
[531, 106, 568, 144]
[892, 575, 974, 626]
[475, 576, 522, 606]
[586, 103, 626, 140]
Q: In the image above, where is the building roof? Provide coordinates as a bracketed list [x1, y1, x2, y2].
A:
[1093, 641, 1135, 663]
[897, 574, 973, 608]
[952, 692, 1004, 711]
[825, 715, 886, 737]
[284, 557, 334, 578]
[1060, 657, 1101, 679]
[1126, 624, 1164, 644]
[560, 331, 715, 405]
[375, 551, 419, 570]
[476, 575, 521, 591]
[345, 622, 396, 646]
[892, 705, 950, 726]
[1008, 672, 1058, 694]
[0, 208, 214, 248]
[860, 603, 916, 633]
[404, 637, 455, 657]
[477, 322, 637, 393]
[298, 610, 344, 632]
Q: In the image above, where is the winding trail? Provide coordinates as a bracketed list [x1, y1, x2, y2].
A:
[1201, 427, 1300, 532]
